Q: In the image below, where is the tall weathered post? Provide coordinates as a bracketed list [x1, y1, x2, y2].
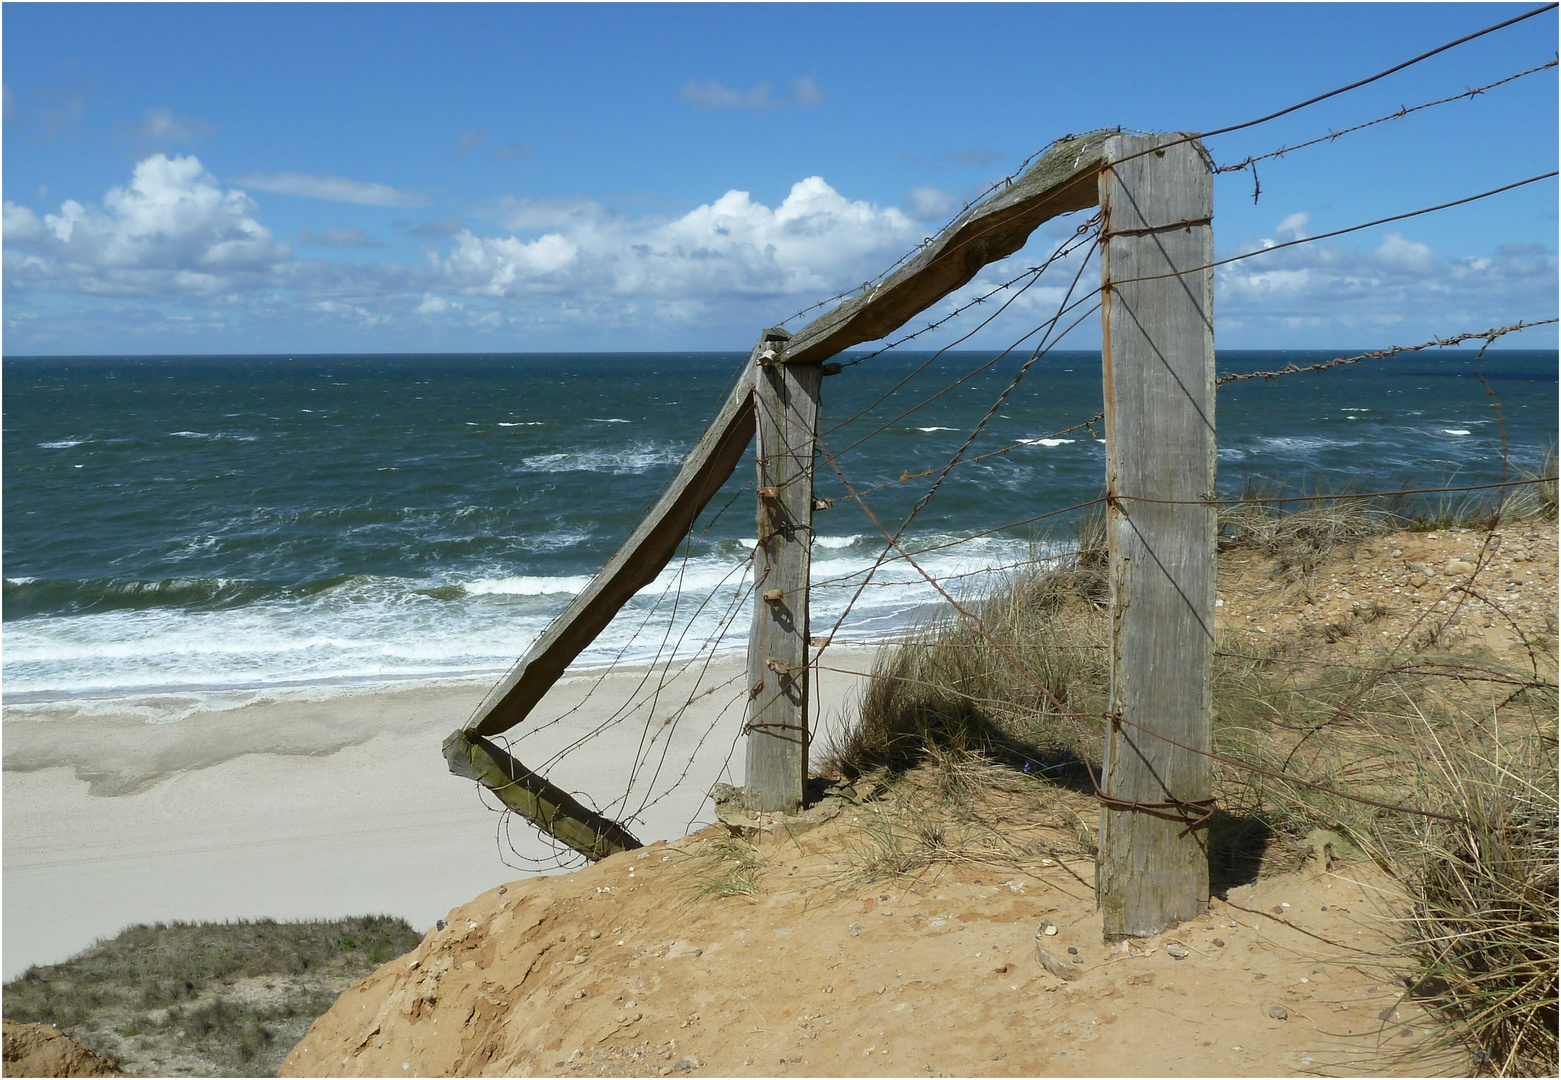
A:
[1096, 133, 1217, 938]
[743, 328, 822, 812]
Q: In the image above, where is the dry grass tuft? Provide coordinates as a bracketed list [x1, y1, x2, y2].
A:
[676, 835, 765, 901]
[827, 496, 1558, 1075]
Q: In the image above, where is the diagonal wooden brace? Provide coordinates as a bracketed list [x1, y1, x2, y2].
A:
[443, 730, 643, 861]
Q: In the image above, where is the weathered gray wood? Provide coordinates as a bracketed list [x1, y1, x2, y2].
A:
[443, 730, 642, 860]
[1096, 133, 1217, 938]
[743, 329, 823, 812]
[460, 359, 757, 740]
[784, 130, 1111, 366]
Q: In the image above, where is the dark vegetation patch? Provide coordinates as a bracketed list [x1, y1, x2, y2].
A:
[2, 915, 422, 1077]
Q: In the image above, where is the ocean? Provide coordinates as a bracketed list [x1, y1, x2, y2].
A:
[4, 349, 1555, 702]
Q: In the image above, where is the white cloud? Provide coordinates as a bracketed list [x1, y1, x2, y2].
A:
[118, 106, 216, 152]
[1274, 212, 1309, 240]
[231, 170, 428, 206]
[415, 294, 462, 315]
[680, 77, 824, 110]
[905, 185, 956, 222]
[4, 154, 285, 296]
[790, 77, 825, 107]
[1373, 232, 1436, 275]
[3, 200, 48, 243]
[681, 80, 773, 110]
[1217, 223, 1557, 339]
[442, 176, 920, 304]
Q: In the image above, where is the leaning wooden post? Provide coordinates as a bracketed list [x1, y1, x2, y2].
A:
[1096, 133, 1217, 938]
[743, 328, 822, 813]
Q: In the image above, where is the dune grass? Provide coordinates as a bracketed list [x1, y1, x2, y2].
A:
[820, 495, 1558, 1076]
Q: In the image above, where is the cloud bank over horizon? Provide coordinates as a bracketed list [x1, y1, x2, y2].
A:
[3, 152, 1556, 354]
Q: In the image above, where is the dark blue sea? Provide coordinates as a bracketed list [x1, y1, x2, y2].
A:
[4, 349, 1554, 700]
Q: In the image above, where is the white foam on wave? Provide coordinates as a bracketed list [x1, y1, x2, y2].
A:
[589, 417, 632, 424]
[915, 426, 956, 433]
[463, 574, 594, 596]
[169, 431, 209, 439]
[520, 446, 682, 474]
[1443, 429, 1472, 436]
[1017, 437, 1076, 448]
[1259, 435, 1360, 452]
[3, 532, 1056, 701]
[497, 422, 547, 427]
[814, 535, 865, 549]
[38, 439, 88, 449]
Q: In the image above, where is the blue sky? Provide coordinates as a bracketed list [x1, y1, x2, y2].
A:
[3, 2, 1557, 355]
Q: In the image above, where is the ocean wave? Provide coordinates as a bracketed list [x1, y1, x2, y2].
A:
[914, 426, 956, 433]
[1017, 437, 1076, 448]
[589, 417, 632, 424]
[462, 574, 595, 597]
[169, 431, 209, 439]
[1258, 436, 1362, 452]
[38, 439, 88, 449]
[813, 535, 865, 549]
[520, 446, 682, 474]
[2, 573, 385, 620]
[1443, 429, 1472, 436]
[497, 422, 547, 427]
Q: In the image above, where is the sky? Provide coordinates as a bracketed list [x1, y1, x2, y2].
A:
[3, 2, 1557, 355]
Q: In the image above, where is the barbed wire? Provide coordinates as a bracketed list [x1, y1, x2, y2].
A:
[1109, 3, 1559, 171]
[1108, 172, 1557, 288]
[1215, 320, 1560, 385]
[1215, 57, 1559, 201]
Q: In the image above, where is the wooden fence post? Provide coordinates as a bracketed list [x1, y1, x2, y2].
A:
[744, 328, 822, 813]
[1096, 133, 1217, 938]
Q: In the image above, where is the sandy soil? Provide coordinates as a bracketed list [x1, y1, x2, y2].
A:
[279, 521, 1554, 1079]
[1, 654, 872, 980]
[2, 1019, 125, 1077]
[279, 817, 1459, 1078]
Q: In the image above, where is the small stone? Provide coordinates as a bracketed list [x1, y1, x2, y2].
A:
[1212, 938, 1225, 948]
[1043, 925, 1058, 936]
[590, 930, 601, 939]
[1269, 1005, 1289, 1020]
[1072, 956, 1084, 964]
[1166, 944, 1190, 960]
[1067, 946, 1078, 955]
[1227, 919, 1238, 928]
[1271, 905, 1286, 915]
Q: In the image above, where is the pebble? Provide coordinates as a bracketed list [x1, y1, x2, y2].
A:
[1269, 1005, 1289, 1020]
[1066, 946, 1078, 955]
[1043, 925, 1058, 936]
[1212, 938, 1226, 948]
[1166, 944, 1190, 960]
[1072, 956, 1083, 964]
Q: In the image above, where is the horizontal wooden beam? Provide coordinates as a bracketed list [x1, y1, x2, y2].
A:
[443, 730, 642, 860]
[459, 353, 760, 740]
[784, 130, 1112, 366]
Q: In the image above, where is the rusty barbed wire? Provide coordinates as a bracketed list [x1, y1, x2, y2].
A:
[1107, 173, 1558, 287]
[1107, 3, 1559, 171]
[1215, 320, 1560, 385]
[1215, 57, 1559, 199]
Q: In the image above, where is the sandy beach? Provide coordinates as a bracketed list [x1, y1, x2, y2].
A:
[2, 651, 875, 980]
